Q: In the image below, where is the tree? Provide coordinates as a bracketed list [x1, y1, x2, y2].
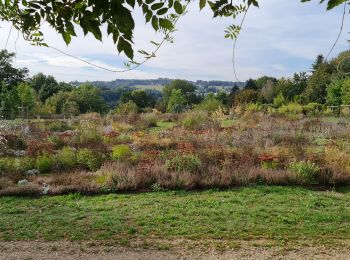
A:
[62, 100, 80, 116]
[255, 76, 277, 90]
[0, 50, 28, 87]
[163, 79, 200, 107]
[30, 73, 59, 102]
[303, 62, 336, 104]
[234, 89, 259, 105]
[196, 94, 224, 112]
[311, 54, 325, 73]
[260, 79, 275, 103]
[71, 84, 107, 113]
[45, 91, 71, 114]
[326, 79, 343, 106]
[244, 78, 258, 91]
[121, 89, 155, 109]
[16, 83, 37, 112]
[167, 89, 186, 113]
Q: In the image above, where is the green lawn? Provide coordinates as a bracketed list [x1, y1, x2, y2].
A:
[0, 186, 349, 248]
[149, 121, 176, 133]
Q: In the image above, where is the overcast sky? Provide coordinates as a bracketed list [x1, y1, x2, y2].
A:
[0, 0, 349, 82]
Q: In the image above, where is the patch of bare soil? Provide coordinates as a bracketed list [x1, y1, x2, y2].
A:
[1, 241, 350, 260]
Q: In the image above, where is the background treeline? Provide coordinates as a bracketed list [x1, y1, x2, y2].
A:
[1, 49, 350, 118]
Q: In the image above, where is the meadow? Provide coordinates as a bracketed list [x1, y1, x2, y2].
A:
[1, 108, 350, 196]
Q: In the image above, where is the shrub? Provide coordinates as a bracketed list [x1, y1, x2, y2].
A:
[277, 103, 303, 115]
[139, 113, 157, 128]
[181, 111, 219, 130]
[117, 134, 132, 144]
[111, 144, 132, 161]
[47, 121, 72, 132]
[77, 148, 102, 171]
[245, 103, 264, 114]
[35, 153, 54, 173]
[303, 103, 324, 116]
[289, 161, 320, 184]
[166, 154, 201, 173]
[56, 147, 76, 170]
[115, 101, 138, 115]
[196, 98, 223, 113]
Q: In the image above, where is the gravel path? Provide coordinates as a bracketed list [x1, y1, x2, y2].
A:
[1, 241, 350, 260]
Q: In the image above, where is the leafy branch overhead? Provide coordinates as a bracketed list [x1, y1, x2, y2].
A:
[0, 0, 346, 61]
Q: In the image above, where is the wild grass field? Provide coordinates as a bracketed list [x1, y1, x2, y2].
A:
[1, 110, 350, 196]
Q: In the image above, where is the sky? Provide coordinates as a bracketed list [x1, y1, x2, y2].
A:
[0, 0, 349, 82]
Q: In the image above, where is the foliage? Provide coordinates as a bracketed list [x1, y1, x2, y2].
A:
[35, 153, 54, 173]
[77, 148, 102, 171]
[121, 90, 156, 109]
[181, 111, 214, 130]
[115, 101, 138, 115]
[112, 145, 132, 161]
[56, 147, 77, 170]
[163, 80, 200, 108]
[196, 94, 224, 113]
[0, 50, 28, 87]
[166, 154, 201, 173]
[327, 78, 343, 106]
[167, 89, 187, 113]
[303, 103, 324, 116]
[139, 113, 158, 128]
[289, 161, 320, 184]
[277, 103, 303, 115]
[234, 89, 259, 104]
[273, 93, 287, 108]
[304, 62, 336, 104]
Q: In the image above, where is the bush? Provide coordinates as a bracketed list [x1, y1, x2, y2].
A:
[166, 154, 201, 173]
[289, 161, 320, 184]
[245, 103, 265, 114]
[111, 144, 132, 161]
[77, 148, 102, 171]
[196, 98, 223, 113]
[303, 103, 324, 116]
[47, 121, 72, 132]
[277, 103, 303, 115]
[139, 113, 157, 128]
[35, 153, 54, 173]
[115, 101, 138, 115]
[56, 147, 76, 170]
[181, 111, 219, 130]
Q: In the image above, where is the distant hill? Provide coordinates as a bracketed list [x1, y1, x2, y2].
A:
[71, 78, 244, 92]
[70, 78, 244, 108]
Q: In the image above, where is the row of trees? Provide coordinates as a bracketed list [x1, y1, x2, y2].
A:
[2, 48, 350, 118]
[0, 50, 107, 118]
[232, 51, 350, 108]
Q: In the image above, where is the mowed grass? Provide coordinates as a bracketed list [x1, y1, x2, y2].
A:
[0, 186, 350, 247]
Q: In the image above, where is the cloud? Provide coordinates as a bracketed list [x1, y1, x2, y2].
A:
[0, 0, 348, 82]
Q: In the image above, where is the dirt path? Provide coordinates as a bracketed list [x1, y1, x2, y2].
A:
[1, 241, 350, 260]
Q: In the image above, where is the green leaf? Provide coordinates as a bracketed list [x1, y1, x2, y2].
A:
[199, 0, 206, 10]
[151, 2, 164, 10]
[174, 1, 183, 14]
[157, 7, 168, 15]
[159, 18, 173, 30]
[326, 0, 346, 10]
[62, 32, 71, 45]
[117, 37, 134, 59]
[151, 16, 159, 30]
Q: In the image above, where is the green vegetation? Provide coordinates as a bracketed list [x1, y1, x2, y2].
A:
[0, 186, 349, 247]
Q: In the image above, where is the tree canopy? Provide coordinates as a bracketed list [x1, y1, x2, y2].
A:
[0, 0, 343, 63]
